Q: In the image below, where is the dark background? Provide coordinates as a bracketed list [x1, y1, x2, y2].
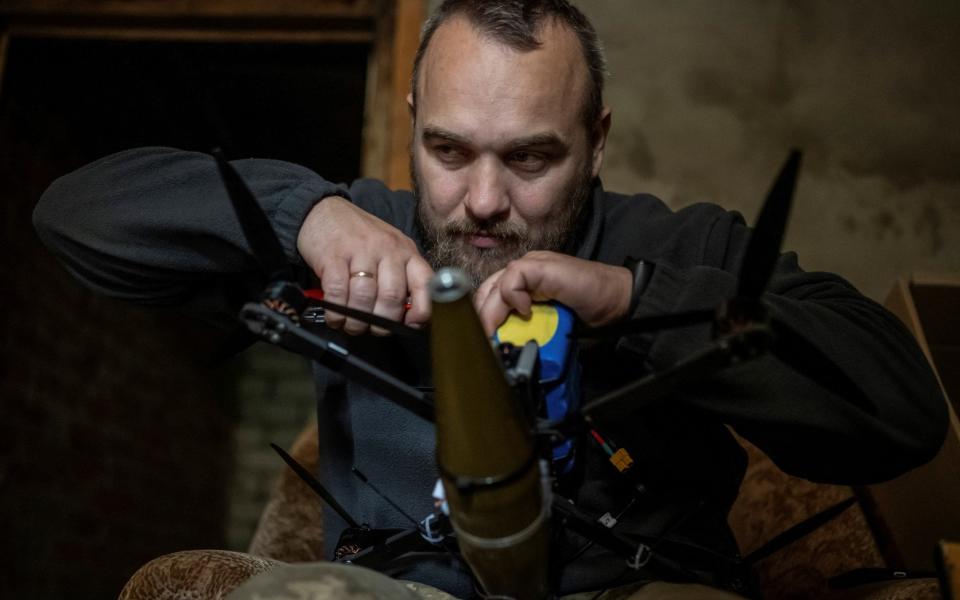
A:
[0, 37, 368, 597]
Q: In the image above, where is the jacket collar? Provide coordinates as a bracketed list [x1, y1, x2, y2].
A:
[569, 178, 605, 261]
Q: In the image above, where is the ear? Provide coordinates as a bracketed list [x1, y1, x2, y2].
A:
[406, 92, 416, 123]
[590, 106, 612, 178]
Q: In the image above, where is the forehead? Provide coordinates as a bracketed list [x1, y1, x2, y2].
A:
[416, 15, 590, 144]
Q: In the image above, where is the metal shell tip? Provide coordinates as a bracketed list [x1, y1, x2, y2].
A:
[430, 268, 471, 303]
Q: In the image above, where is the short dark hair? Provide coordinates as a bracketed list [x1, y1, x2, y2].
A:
[411, 0, 607, 131]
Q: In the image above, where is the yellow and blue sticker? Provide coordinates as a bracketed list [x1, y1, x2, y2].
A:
[495, 302, 580, 474]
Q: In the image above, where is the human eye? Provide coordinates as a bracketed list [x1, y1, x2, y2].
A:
[508, 150, 549, 173]
[431, 143, 468, 166]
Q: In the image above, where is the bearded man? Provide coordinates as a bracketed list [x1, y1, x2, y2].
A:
[34, 1, 945, 599]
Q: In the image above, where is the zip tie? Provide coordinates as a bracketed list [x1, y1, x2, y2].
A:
[420, 513, 445, 544]
[352, 467, 418, 526]
[627, 543, 652, 570]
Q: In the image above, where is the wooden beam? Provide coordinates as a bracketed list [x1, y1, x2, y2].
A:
[360, 0, 422, 188]
[0, 0, 378, 20]
[5, 23, 374, 44]
[384, 0, 422, 190]
[939, 540, 960, 600]
[0, 27, 9, 101]
[360, 0, 394, 181]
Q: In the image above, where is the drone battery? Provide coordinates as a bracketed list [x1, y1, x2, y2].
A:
[495, 303, 581, 474]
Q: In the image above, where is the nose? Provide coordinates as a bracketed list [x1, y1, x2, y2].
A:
[464, 156, 509, 223]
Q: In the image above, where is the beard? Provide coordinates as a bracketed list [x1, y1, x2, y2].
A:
[413, 161, 594, 289]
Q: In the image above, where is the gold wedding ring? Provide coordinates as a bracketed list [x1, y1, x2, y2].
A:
[350, 271, 376, 280]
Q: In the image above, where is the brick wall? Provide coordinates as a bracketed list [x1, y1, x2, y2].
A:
[1, 201, 315, 597]
[1, 183, 233, 597]
[225, 346, 316, 552]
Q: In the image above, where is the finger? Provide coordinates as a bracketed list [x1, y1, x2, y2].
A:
[473, 268, 505, 313]
[477, 266, 537, 337]
[404, 255, 434, 327]
[497, 262, 537, 317]
[370, 258, 407, 336]
[499, 253, 568, 309]
[319, 258, 350, 330]
[344, 266, 378, 335]
[477, 283, 517, 337]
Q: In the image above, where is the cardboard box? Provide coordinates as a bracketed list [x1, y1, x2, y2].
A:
[864, 274, 960, 570]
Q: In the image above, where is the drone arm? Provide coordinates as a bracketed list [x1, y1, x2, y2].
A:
[720, 262, 946, 483]
[241, 303, 434, 422]
[606, 214, 945, 484]
[583, 327, 770, 425]
[629, 242, 944, 484]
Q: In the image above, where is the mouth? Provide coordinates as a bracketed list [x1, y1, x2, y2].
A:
[467, 234, 500, 249]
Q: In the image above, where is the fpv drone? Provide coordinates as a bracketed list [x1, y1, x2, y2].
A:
[211, 149, 857, 598]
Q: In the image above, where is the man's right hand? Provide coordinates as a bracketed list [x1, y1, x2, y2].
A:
[297, 196, 433, 335]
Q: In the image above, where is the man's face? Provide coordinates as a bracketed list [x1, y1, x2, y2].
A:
[411, 16, 609, 286]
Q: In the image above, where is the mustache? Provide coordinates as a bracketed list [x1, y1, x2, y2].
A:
[442, 219, 526, 240]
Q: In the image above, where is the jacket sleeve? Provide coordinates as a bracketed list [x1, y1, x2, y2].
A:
[33, 146, 353, 326]
[619, 207, 947, 485]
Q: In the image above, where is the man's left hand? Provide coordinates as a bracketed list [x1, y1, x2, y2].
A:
[474, 251, 633, 335]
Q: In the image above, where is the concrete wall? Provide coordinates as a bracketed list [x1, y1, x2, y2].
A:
[431, 0, 960, 300]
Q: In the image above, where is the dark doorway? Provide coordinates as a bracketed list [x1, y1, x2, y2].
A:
[2, 37, 368, 178]
[0, 36, 368, 598]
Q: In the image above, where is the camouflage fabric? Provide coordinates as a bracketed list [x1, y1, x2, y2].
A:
[226, 562, 746, 600]
[225, 562, 456, 600]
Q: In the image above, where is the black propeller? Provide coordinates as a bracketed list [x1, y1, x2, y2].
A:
[214, 148, 425, 338]
[578, 150, 803, 343]
[737, 149, 801, 300]
[213, 148, 295, 283]
[213, 149, 432, 419]
[577, 150, 832, 427]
